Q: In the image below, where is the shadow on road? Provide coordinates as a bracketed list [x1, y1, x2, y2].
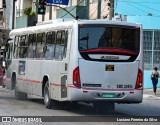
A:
[28, 98, 126, 116]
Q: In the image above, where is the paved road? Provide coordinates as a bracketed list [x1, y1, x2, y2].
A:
[0, 87, 160, 125]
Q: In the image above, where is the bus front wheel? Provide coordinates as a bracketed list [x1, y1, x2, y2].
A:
[44, 82, 52, 109]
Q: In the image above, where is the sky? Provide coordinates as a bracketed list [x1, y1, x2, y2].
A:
[115, 0, 160, 17]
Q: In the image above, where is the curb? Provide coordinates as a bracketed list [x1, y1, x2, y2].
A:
[143, 94, 160, 99]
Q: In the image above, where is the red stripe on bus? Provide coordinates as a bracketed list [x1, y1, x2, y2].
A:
[51, 83, 66, 87]
[68, 86, 137, 91]
[80, 48, 138, 55]
[18, 78, 23, 81]
[51, 83, 61, 86]
[81, 88, 134, 91]
[68, 85, 79, 88]
[68, 85, 137, 91]
[17, 79, 142, 91]
[18, 78, 41, 83]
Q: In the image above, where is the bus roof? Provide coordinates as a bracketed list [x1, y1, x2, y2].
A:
[9, 19, 142, 37]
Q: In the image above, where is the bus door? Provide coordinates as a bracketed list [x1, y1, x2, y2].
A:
[5, 38, 14, 90]
[55, 30, 70, 99]
[16, 35, 31, 93]
[43, 30, 70, 99]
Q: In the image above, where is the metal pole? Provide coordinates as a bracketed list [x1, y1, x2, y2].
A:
[36, 0, 38, 23]
[97, 0, 101, 19]
[49, 4, 52, 20]
[109, 0, 114, 20]
[12, 0, 16, 29]
[151, 31, 154, 69]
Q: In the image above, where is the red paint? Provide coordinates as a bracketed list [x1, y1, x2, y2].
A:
[80, 48, 138, 55]
[18, 78, 41, 83]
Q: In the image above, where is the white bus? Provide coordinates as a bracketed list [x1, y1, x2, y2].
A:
[5, 19, 143, 111]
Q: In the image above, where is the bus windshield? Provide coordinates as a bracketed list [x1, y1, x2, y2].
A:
[79, 24, 140, 53]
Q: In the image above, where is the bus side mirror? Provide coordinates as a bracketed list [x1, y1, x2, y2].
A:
[43, 46, 47, 53]
[5, 43, 9, 52]
[5, 38, 13, 52]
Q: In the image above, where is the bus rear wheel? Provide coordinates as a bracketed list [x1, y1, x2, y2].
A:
[13, 76, 27, 100]
[44, 82, 52, 109]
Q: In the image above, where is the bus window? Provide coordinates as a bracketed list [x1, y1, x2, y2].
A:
[13, 36, 18, 58]
[5, 41, 13, 60]
[6, 44, 10, 60]
[18, 35, 28, 58]
[45, 32, 56, 59]
[79, 26, 139, 52]
[15, 36, 21, 58]
[36, 33, 46, 58]
[63, 30, 68, 58]
[27, 34, 36, 58]
[55, 31, 65, 60]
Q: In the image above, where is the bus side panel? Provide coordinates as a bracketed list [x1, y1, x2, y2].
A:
[42, 60, 68, 101]
[42, 61, 61, 100]
[26, 60, 42, 96]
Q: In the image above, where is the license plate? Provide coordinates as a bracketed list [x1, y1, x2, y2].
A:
[102, 93, 115, 98]
[106, 65, 114, 71]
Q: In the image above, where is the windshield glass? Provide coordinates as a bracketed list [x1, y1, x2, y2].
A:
[79, 24, 140, 53]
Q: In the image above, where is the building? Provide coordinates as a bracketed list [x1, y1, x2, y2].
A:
[0, 0, 6, 29]
[0, 0, 10, 50]
[0, 0, 13, 30]
[14, 0, 111, 28]
[115, 0, 160, 88]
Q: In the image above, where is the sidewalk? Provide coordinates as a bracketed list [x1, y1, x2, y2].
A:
[143, 88, 160, 99]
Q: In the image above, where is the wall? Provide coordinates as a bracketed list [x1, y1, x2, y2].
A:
[89, 0, 110, 19]
[16, 15, 27, 28]
[23, 0, 32, 8]
[56, 1, 89, 19]
[144, 71, 160, 88]
[115, 0, 160, 89]
[3, 0, 13, 29]
[126, 16, 160, 89]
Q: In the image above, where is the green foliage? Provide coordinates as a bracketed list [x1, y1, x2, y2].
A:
[29, 10, 35, 16]
[23, 7, 35, 16]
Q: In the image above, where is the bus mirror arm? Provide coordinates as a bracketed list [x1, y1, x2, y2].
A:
[5, 43, 9, 52]
[7, 38, 13, 41]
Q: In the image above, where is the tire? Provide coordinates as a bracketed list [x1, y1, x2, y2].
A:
[44, 81, 52, 109]
[93, 101, 115, 113]
[13, 76, 27, 100]
[2, 83, 5, 88]
[0, 76, 3, 86]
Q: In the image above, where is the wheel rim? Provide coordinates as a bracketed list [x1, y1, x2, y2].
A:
[44, 86, 49, 104]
